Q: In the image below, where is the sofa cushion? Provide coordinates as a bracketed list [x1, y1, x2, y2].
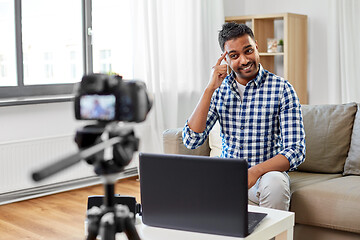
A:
[294, 224, 360, 240]
[290, 176, 360, 233]
[343, 104, 360, 176]
[288, 171, 342, 194]
[290, 176, 360, 234]
[298, 103, 357, 173]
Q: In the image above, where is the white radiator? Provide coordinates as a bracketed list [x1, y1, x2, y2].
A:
[0, 134, 138, 204]
[0, 135, 95, 192]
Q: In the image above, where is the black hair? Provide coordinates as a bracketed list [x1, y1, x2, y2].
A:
[218, 22, 255, 51]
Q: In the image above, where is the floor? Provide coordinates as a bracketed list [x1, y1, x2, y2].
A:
[0, 176, 140, 239]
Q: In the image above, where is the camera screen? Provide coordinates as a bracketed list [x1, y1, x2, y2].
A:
[80, 94, 116, 120]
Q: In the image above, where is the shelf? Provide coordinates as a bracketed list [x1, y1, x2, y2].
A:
[259, 52, 284, 56]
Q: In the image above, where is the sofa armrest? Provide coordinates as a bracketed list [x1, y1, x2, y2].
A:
[163, 128, 211, 156]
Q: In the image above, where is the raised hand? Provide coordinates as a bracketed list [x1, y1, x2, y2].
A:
[207, 51, 228, 91]
[187, 51, 228, 133]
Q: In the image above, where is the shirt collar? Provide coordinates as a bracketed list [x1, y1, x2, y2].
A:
[228, 63, 266, 87]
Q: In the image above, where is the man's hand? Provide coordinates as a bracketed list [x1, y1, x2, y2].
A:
[248, 167, 262, 189]
[207, 51, 228, 91]
[187, 51, 228, 133]
[247, 155, 290, 189]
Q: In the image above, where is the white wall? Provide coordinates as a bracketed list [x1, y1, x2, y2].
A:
[224, 0, 331, 104]
[0, 102, 80, 143]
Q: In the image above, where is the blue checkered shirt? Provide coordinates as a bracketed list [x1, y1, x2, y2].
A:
[182, 64, 305, 170]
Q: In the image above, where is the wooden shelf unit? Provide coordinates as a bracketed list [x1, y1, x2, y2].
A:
[225, 13, 308, 104]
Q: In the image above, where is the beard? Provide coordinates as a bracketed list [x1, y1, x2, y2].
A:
[236, 62, 258, 80]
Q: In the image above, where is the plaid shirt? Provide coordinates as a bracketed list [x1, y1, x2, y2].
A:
[183, 64, 305, 171]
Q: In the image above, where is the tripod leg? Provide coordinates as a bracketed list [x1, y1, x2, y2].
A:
[124, 217, 141, 240]
[99, 212, 116, 240]
[104, 183, 115, 207]
[115, 204, 141, 240]
[86, 206, 102, 240]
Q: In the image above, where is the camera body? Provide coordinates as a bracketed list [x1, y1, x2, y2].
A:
[74, 74, 151, 122]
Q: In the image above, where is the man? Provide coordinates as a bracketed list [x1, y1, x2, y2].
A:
[182, 22, 305, 211]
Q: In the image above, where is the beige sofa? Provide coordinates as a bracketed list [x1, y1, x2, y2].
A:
[163, 103, 360, 240]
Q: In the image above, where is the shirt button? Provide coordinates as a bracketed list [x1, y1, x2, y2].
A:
[240, 126, 244, 130]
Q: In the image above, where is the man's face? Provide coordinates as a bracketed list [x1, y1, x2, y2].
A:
[224, 34, 260, 83]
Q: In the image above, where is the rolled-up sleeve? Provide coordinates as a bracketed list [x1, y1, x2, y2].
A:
[182, 122, 209, 149]
[278, 82, 306, 171]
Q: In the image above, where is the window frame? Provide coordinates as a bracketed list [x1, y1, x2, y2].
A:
[0, 0, 93, 101]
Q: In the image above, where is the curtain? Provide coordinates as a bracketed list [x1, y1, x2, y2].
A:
[132, 0, 224, 153]
[328, 0, 360, 104]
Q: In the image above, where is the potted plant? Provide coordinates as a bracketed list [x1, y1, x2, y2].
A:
[277, 39, 284, 52]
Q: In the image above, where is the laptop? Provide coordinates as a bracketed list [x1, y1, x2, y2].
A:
[139, 153, 267, 238]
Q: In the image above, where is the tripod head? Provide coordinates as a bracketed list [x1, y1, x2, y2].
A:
[75, 122, 139, 176]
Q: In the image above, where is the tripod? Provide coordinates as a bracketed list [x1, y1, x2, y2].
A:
[86, 174, 140, 240]
[32, 123, 141, 240]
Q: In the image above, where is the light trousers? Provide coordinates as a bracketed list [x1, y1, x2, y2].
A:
[248, 171, 291, 211]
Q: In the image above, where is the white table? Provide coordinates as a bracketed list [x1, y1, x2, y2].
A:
[117, 205, 294, 240]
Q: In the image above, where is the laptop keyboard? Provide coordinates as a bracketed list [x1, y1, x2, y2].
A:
[248, 212, 267, 234]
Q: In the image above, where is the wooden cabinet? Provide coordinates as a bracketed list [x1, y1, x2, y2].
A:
[225, 13, 308, 104]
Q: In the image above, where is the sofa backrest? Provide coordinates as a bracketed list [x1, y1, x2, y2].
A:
[208, 103, 359, 174]
[163, 103, 360, 175]
[297, 103, 357, 173]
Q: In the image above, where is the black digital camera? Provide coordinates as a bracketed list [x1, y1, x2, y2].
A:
[74, 74, 152, 122]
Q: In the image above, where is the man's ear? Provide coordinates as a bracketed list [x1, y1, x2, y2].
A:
[255, 40, 259, 50]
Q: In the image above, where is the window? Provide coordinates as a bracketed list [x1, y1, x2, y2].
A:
[21, 0, 83, 85]
[91, 0, 133, 78]
[0, 0, 133, 100]
[0, 0, 17, 87]
[69, 50, 79, 81]
[99, 49, 112, 73]
[0, 55, 8, 79]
